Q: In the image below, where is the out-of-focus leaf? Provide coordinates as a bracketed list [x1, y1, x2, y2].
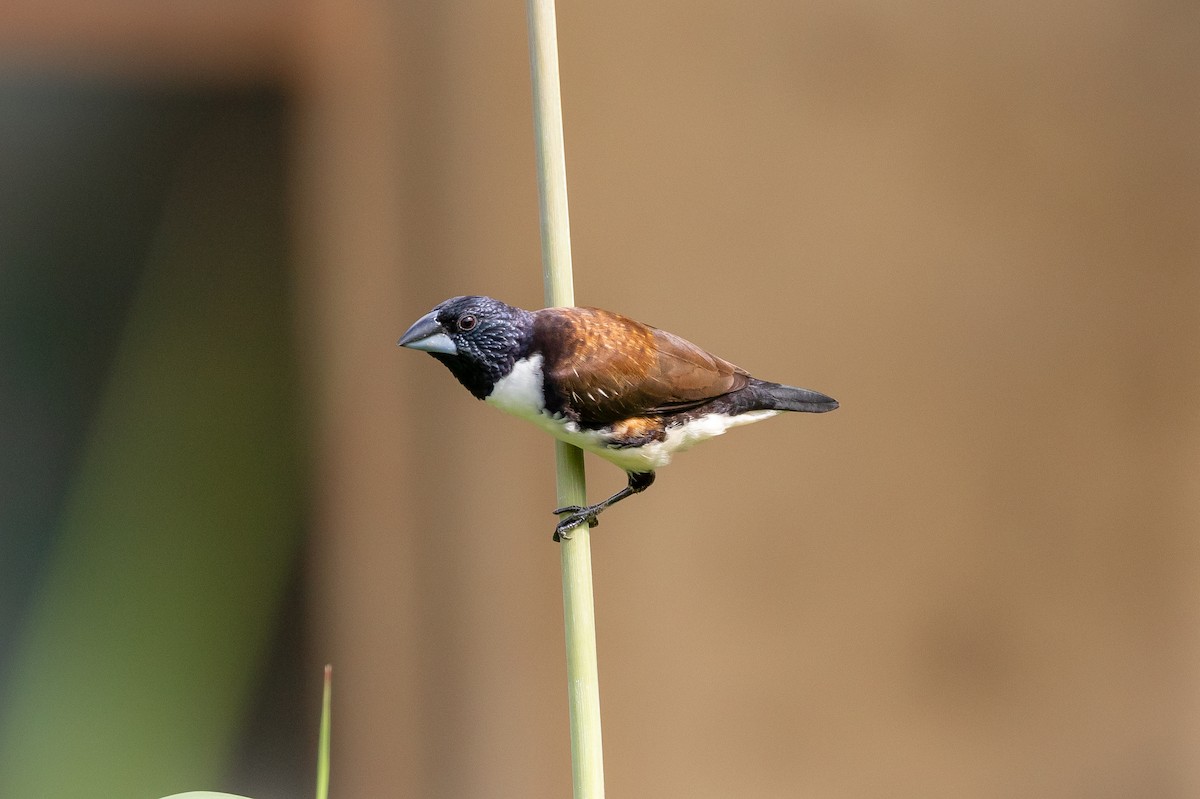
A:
[0, 94, 301, 798]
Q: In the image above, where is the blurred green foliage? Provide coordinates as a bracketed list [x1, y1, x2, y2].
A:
[0, 84, 305, 798]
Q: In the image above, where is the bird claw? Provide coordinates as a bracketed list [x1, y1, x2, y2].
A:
[552, 506, 600, 542]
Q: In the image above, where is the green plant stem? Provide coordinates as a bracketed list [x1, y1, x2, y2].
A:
[526, 1, 605, 797]
[316, 665, 331, 799]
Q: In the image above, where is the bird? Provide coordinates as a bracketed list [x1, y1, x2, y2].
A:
[398, 295, 838, 541]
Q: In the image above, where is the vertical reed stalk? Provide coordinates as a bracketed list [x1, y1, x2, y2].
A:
[316, 665, 332, 799]
[526, 2, 605, 797]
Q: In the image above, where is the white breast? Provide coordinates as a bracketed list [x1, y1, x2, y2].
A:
[485, 355, 549, 419]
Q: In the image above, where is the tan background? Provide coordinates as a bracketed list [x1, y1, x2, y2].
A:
[6, 1, 1199, 797]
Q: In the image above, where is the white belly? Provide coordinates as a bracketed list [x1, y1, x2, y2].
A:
[558, 410, 780, 471]
[485, 355, 779, 472]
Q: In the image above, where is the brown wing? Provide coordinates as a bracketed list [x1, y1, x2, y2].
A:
[533, 307, 749, 425]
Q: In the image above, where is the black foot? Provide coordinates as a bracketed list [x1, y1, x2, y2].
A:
[552, 505, 600, 542]
[549, 472, 654, 542]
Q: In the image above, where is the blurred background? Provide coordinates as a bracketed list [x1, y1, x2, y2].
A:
[1, 1, 1197, 797]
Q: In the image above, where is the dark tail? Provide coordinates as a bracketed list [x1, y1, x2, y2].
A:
[753, 380, 839, 413]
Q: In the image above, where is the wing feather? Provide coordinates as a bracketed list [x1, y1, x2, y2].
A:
[533, 307, 748, 425]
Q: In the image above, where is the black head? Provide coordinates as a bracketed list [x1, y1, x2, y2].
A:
[397, 296, 535, 399]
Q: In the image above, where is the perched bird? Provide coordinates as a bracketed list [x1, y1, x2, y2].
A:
[398, 296, 838, 540]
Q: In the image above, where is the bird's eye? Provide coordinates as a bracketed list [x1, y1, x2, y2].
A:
[457, 314, 477, 332]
